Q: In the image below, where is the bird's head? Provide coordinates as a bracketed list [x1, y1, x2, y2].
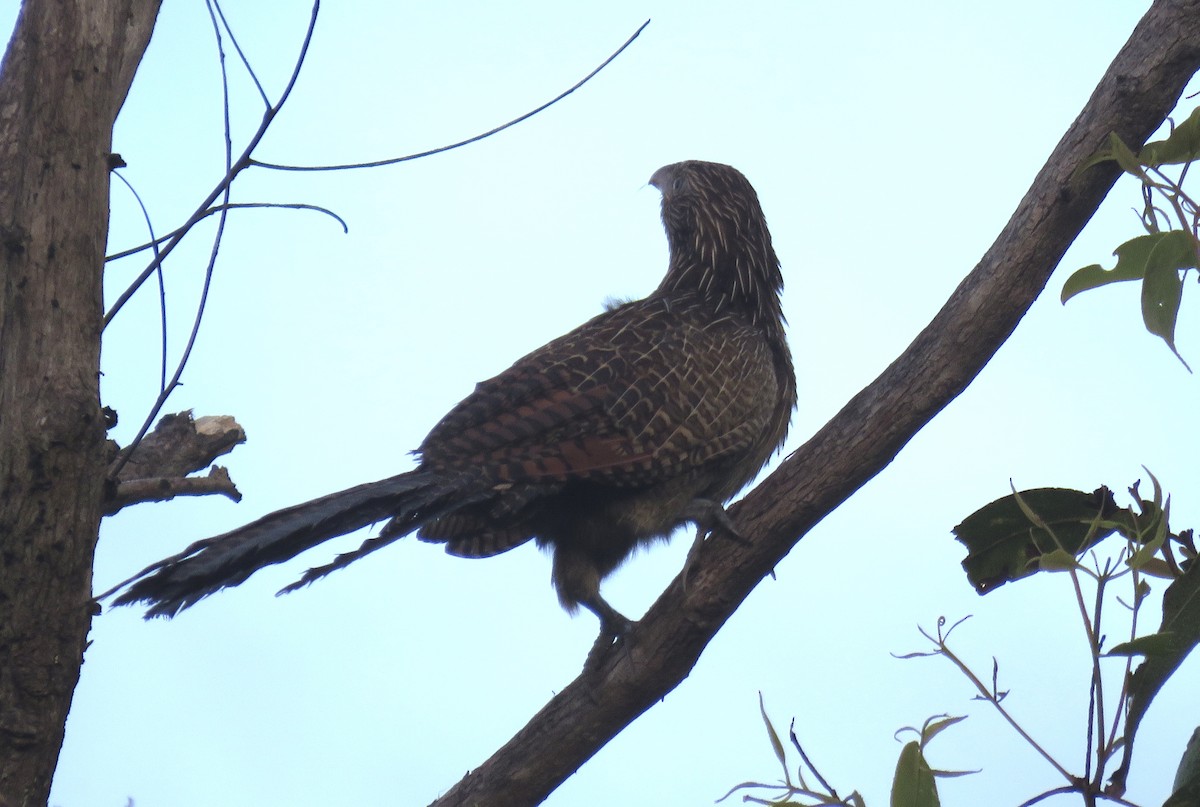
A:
[650, 160, 784, 329]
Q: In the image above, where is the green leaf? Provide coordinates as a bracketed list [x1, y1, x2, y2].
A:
[758, 692, 788, 775]
[1141, 237, 1192, 370]
[929, 767, 980, 779]
[1108, 131, 1148, 178]
[1134, 557, 1176, 579]
[1111, 561, 1200, 786]
[1037, 548, 1082, 572]
[1169, 728, 1200, 805]
[955, 487, 1121, 594]
[1145, 467, 1165, 510]
[1061, 263, 1117, 302]
[1072, 143, 1118, 180]
[921, 715, 967, 747]
[1010, 487, 1050, 530]
[1062, 231, 1196, 304]
[1107, 632, 1176, 657]
[1166, 773, 1200, 807]
[1140, 107, 1200, 167]
[891, 741, 940, 807]
[1135, 577, 1154, 606]
[1130, 496, 1171, 569]
[1072, 111, 1200, 179]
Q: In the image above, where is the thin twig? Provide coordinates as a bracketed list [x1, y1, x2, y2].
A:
[920, 625, 1075, 783]
[105, 202, 347, 262]
[107, 0, 238, 481]
[1018, 786, 1083, 807]
[102, 0, 321, 328]
[1106, 551, 1141, 755]
[110, 170, 169, 391]
[211, 0, 269, 107]
[1090, 573, 1109, 787]
[788, 720, 838, 799]
[250, 19, 651, 172]
[1018, 787, 1141, 807]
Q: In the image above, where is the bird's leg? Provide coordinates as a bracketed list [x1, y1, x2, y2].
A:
[552, 548, 635, 671]
[679, 498, 749, 590]
[581, 596, 635, 640]
[580, 594, 635, 673]
[682, 497, 748, 544]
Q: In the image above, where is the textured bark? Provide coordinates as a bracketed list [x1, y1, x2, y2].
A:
[105, 411, 246, 514]
[0, 2, 160, 805]
[430, 1, 1200, 805]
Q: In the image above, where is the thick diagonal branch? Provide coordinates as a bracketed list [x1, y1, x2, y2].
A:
[430, 2, 1200, 805]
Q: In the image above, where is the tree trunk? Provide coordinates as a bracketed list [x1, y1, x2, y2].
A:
[0, 2, 159, 804]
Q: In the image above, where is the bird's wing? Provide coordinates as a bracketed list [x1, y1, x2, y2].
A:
[418, 296, 779, 487]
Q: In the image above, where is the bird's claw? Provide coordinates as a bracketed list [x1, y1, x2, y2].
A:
[679, 499, 748, 592]
[584, 614, 635, 674]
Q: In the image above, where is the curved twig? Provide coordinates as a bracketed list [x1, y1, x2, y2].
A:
[249, 19, 650, 172]
[105, 202, 348, 262]
[110, 169, 169, 390]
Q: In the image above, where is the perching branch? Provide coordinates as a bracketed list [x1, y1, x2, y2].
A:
[429, 2, 1200, 804]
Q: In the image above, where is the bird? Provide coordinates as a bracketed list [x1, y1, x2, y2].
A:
[105, 160, 796, 650]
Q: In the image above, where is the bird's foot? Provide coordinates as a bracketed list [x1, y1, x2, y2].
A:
[583, 613, 634, 675]
[679, 498, 748, 591]
[683, 498, 749, 545]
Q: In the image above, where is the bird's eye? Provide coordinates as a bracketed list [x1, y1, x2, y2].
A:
[672, 176, 686, 191]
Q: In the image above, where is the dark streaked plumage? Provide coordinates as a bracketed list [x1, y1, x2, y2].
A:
[105, 160, 795, 642]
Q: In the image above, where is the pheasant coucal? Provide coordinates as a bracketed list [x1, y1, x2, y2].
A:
[106, 160, 796, 645]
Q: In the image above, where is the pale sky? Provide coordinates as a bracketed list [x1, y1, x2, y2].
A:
[16, 1, 1198, 805]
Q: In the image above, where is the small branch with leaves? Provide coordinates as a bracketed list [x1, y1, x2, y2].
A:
[895, 476, 1200, 805]
[717, 693, 866, 807]
[1062, 107, 1200, 371]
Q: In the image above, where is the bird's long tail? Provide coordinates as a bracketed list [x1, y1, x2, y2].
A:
[102, 469, 483, 618]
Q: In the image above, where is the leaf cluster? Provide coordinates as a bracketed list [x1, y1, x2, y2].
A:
[953, 477, 1199, 803]
[1064, 109, 1200, 370]
[734, 477, 1198, 806]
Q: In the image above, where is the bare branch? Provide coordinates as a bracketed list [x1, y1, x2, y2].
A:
[104, 0, 315, 480]
[429, 2, 1200, 804]
[102, 0, 321, 329]
[104, 411, 246, 515]
[106, 467, 241, 515]
[108, 411, 245, 481]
